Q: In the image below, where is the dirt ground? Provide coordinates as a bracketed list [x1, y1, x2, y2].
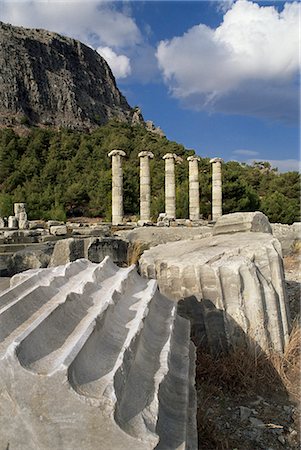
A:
[196, 252, 300, 450]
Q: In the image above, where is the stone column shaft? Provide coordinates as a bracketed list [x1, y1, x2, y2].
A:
[187, 156, 200, 221]
[163, 153, 177, 218]
[138, 151, 154, 221]
[108, 150, 126, 225]
[210, 157, 223, 221]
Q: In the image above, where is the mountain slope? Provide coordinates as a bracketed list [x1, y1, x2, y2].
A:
[0, 21, 136, 130]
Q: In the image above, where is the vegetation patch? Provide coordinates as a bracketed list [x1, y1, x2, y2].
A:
[0, 121, 299, 223]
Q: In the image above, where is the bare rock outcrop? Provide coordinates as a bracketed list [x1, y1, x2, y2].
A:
[0, 21, 138, 130]
[0, 257, 196, 449]
[140, 230, 290, 354]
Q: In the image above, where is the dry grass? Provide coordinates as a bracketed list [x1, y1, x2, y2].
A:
[270, 319, 301, 400]
[127, 241, 149, 266]
[196, 322, 301, 449]
[196, 321, 300, 398]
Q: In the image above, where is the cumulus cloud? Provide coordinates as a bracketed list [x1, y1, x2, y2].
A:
[0, 0, 141, 48]
[156, 0, 300, 123]
[97, 47, 131, 79]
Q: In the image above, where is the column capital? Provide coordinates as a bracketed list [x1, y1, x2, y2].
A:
[163, 153, 183, 164]
[187, 155, 201, 162]
[163, 152, 176, 160]
[210, 157, 223, 164]
[138, 151, 154, 159]
[108, 149, 126, 158]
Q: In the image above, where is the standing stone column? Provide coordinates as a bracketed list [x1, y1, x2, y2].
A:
[187, 155, 200, 221]
[210, 157, 223, 221]
[162, 153, 182, 219]
[108, 150, 126, 225]
[163, 153, 177, 218]
[138, 151, 154, 222]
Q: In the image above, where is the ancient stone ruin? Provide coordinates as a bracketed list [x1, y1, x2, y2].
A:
[106, 150, 223, 225]
[0, 257, 197, 449]
[140, 212, 291, 354]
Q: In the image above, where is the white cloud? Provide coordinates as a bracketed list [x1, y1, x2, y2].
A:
[233, 149, 259, 156]
[0, 0, 141, 48]
[97, 47, 131, 79]
[246, 159, 300, 173]
[156, 0, 300, 123]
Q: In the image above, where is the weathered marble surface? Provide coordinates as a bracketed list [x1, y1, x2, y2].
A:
[140, 232, 290, 353]
[0, 257, 196, 450]
[213, 211, 272, 235]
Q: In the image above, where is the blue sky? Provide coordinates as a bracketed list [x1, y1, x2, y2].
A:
[0, 0, 299, 172]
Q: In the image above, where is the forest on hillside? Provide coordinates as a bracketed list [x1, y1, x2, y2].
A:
[0, 121, 299, 224]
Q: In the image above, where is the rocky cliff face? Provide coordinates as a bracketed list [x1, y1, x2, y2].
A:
[0, 21, 137, 130]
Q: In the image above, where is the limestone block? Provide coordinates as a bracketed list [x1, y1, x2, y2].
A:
[140, 232, 290, 354]
[47, 220, 65, 227]
[137, 220, 153, 227]
[4, 230, 19, 240]
[271, 222, 301, 256]
[28, 220, 46, 230]
[116, 226, 212, 249]
[14, 202, 28, 229]
[70, 226, 110, 237]
[0, 217, 5, 228]
[213, 211, 272, 236]
[8, 215, 18, 228]
[0, 257, 196, 450]
[50, 225, 68, 236]
[18, 212, 28, 230]
[7, 243, 55, 276]
[87, 237, 128, 265]
[49, 238, 85, 267]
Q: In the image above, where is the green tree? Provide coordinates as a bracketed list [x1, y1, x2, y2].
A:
[260, 192, 300, 224]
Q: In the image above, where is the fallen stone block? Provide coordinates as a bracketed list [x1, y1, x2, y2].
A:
[115, 226, 212, 250]
[7, 243, 55, 276]
[47, 220, 65, 227]
[50, 225, 68, 236]
[71, 226, 110, 237]
[87, 237, 128, 265]
[140, 232, 290, 354]
[213, 211, 272, 236]
[272, 222, 301, 256]
[0, 257, 196, 450]
[28, 220, 46, 230]
[49, 238, 85, 267]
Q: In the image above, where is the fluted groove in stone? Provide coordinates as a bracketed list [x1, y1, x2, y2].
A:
[210, 157, 223, 221]
[140, 232, 291, 354]
[0, 257, 196, 450]
[187, 156, 200, 221]
[138, 151, 154, 221]
[108, 150, 126, 225]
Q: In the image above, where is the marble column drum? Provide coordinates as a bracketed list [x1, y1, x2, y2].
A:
[210, 157, 223, 221]
[187, 155, 200, 221]
[163, 153, 177, 218]
[138, 151, 154, 222]
[108, 150, 126, 225]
